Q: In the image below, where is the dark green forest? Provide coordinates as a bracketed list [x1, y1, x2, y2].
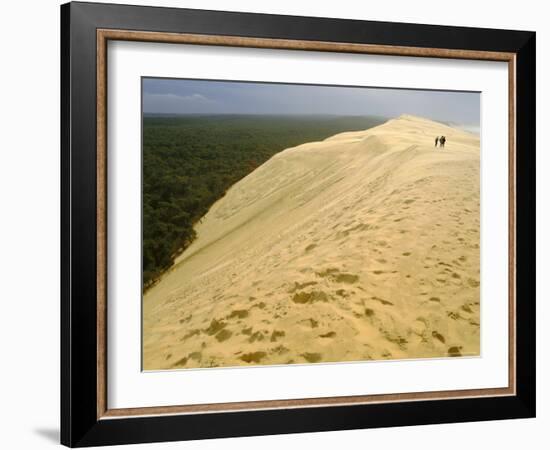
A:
[142, 114, 386, 289]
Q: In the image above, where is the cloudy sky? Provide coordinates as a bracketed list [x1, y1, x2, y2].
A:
[143, 78, 480, 125]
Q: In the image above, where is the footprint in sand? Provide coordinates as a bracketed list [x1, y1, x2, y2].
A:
[228, 309, 249, 319]
[292, 291, 329, 304]
[172, 357, 188, 368]
[270, 330, 285, 342]
[172, 351, 202, 368]
[299, 318, 319, 328]
[178, 314, 192, 324]
[204, 319, 226, 335]
[252, 302, 266, 310]
[240, 351, 267, 363]
[288, 281, 318, 293]
[335, 289, 350, 298]
[248, 331, 265, 343]
[334, 273, 359, 283]
[215, 329, 233, 342]
[301, 352, 323, 363]
[364, 308, 375, 317]
[448, 346, 463, 357]
[271, 345, 289, 355]
[180, 329, 200, 341]
[319, 331, 336, 338]
[432, 331, 446, 343]
[447, 311, 461, 320]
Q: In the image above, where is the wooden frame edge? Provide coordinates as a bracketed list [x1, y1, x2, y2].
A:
[508, 55, 517, 395]
[97, 29, 108, 419]
[96, 28, 517, 420]
[100, 387, 515, 419]
[98, 29, 515, 61]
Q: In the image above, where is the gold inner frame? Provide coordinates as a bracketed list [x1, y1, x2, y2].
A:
[96, 29, 516, 420]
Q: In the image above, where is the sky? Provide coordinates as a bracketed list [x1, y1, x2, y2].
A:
[143, 78, 480, 125]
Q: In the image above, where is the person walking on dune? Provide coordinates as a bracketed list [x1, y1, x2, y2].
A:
[435, 136, 439, 147]
[439, 135, 446, 148]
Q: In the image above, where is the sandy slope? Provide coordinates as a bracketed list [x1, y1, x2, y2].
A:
[143, 114, 480, 370]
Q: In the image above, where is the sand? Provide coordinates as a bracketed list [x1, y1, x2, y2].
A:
[143, 114, 480, 370]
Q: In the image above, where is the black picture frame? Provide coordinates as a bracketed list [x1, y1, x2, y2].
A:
[61, 1, 536, 447]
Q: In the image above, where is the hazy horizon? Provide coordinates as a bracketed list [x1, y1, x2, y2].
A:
[143, 78, 480, 126]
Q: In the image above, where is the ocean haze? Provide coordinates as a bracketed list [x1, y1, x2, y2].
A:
[143, 78, 480, 126]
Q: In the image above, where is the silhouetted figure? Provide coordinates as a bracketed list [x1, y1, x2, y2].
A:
[439, 136, 446, 148]
[435, 136, 440, 147]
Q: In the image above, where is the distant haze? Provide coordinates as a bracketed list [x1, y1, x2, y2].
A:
[143, 78, 480, 126]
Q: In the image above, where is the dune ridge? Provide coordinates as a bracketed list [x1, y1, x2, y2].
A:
[143, 114, 480, 370]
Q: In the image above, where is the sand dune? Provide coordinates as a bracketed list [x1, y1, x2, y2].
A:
[143, 114, 480, 370]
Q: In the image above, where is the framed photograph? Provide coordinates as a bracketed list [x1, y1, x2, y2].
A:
[61, 1, 536, 447]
